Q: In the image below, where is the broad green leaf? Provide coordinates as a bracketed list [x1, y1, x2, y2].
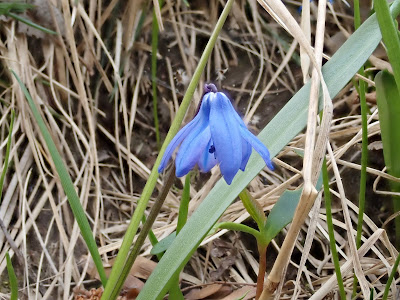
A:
[375, 0, 400, 97]
[375, 70, 400, 244]
[375, 70, 400, 178]
[138, 3, 400, 299]
[263, 189, 301, 244]
[263, 175, 322, 244]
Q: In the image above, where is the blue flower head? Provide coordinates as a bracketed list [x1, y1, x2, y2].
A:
[158, 83, 274, 185]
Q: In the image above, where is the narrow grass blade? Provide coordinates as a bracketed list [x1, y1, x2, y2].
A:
[322, 160, 346, 299]
[6, 252, 18, 300]
[383, 250, 400, 299]
[11, 71, 107, 286]
[151, 0, 163, 148]
[137, 6, 400, 299]
[353, 2, 369, 294]
[7, 12, 57, 35]
[0, 110, 15, 202]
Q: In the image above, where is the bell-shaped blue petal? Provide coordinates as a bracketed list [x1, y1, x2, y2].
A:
[228, 100, 274, 171]
[239, 125, 274, 170]
[158, 121, 197, 173]
[158, 97, 210, 173]
[175, 125, 211, 177]
[198, 138, 218, 172]
[240, 139, 252, 171]
[209, 92, 242, 184]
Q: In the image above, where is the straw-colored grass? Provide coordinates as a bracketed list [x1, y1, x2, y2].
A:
[0, 0, 397, 299]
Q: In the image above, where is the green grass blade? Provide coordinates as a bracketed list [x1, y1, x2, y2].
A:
[11, 71, 107, 286]
[322, 160, 346, 299]
[375, 0, 400, 97]
[7, 12, 57, 35]
[353, 2, 369, 295]
[383, 250, 400, 299]
[0, 2, 33, 15]
[151, 1, 163, 149]
[6, 252, 18, 300]
[0, 110, 15, 202]
[136, 6, 400, 299]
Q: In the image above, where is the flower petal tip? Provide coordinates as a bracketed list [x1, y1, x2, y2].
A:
[223, 176, 233, 185]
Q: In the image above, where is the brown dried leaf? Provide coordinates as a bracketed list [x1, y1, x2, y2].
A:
[220, 286, 257, 300]
[185, 284, 223, 300]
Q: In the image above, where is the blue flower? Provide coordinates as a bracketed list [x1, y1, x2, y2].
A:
[158, 83, 274, 185]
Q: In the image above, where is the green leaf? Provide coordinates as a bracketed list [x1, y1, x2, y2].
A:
[239, 189, 266, 230]
[375, 0, 400, 97]
[137, 5, 400, 299]
[11, 71, 107, 286]
[375, 70, 400, 178]
[261, 172, 322, 245]
[151, 232, 176, 255]
[6, 252, 18, 300]
[375, 70, 400, 244]
[263, 189, 301, 244]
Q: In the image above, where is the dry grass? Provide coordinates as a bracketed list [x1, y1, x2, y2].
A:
[0, 0, 397, 299]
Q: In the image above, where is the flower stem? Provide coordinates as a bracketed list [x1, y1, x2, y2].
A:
[256, 243, 267, 300]
[108, 166, 176, 299]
